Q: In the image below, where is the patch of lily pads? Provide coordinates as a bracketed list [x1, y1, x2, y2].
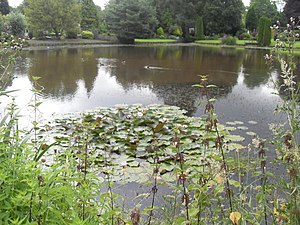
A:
[43, 104, 246, 183]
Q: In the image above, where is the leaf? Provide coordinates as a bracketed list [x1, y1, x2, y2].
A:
[229, 179, 241, 187]
[154, 121, 165, 133]
[225, 135, 245, 142]
[234, 121, 244, 125]
[237, 126, 248, 130]
[229, 212, 242, 225]
[248, 120, 258, 125]
[246, 132, 257, 136]
[32, 76, 41, 81]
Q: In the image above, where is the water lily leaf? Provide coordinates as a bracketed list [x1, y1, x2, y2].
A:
[225, 126, 237, 131]
[246, 132, 257, 136]
[226, 121, 237, 125]
[225, 135, 245, 142]
[234, 121, 244, 125]
[248, 120, 258, 125]
[237, 126, 248, 130]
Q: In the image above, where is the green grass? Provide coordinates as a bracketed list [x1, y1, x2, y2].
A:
[135, 38, 177, 43]
[195, 39, 257, 46]
[195, 39, 221, 44]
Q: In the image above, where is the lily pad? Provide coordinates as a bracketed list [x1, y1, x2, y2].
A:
[246, 131, 257, 136]
[248, 120, 258, 125]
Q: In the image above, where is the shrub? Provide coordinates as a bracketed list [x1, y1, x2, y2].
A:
[156, 27, 165, 38]
[169, 25, 182, 37]
[81, 30, 94, 39]
[66, 30, 78, 39]
[257, 17, 271, 46]
[7, 12, 26, 37]
[221, 36, 237, 45]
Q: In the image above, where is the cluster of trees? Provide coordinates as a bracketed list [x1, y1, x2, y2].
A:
[0, 0, 297, 44]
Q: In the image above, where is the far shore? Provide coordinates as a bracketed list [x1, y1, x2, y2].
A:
[23, 38, 300, 54]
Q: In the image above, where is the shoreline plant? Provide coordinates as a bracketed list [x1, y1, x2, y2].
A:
[1, 17, 300, 224]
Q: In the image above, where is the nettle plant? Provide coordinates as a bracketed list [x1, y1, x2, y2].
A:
[269, 17, 300, 224]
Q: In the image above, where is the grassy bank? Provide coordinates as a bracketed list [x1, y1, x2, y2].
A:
[135, 38, 178, 43]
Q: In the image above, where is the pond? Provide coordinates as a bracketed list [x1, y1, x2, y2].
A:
[1, 44, 296, 139]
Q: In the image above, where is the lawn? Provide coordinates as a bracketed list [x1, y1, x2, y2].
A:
[135, 38, 177, 43]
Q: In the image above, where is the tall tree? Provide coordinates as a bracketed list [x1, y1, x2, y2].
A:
[246, 0, 280, 30]
[284, 0, 300, 20]
[26, 0, 81, 38]
[105, 0, 157, 43]
[195, 16, 204, 39]
[0, 0, 10, 15]
[79, 0, 99, 31]
[203, 0, 244, 35]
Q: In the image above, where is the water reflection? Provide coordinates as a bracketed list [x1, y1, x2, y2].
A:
[5, 45, 292, 137]
[25, 48, 98, 99]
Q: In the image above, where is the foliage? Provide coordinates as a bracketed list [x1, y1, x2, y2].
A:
[25, 0, 81, 39]
[236, 29, 252, 40]
[246, 0, 280, 31]
[66, 29, 78, 39]
[221, 35, 237, 45]
[265, 17, 300, 224]
[245, 5, 258, 31]
[105, 0, 157, 43]
[0, 33, 23, 89]
[156, 26, 165, 38]
[195, 16, 204, 40]
[79, 0, 99, 32]
[0, 0, 10, 15]
[7, 12, 26, 37]
[0, 15, 4, 34]
[81, 30, 94, 39]
[203, 0, 244, 36]
[257, 16, 271, 46]
[170, 25, 183, 37]
[284, 0, 300, 20]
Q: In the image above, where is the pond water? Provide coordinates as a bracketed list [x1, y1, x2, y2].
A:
[2, 45, 297, 139]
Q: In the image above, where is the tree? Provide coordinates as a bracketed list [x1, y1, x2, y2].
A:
[79, 0, 99, 32]
[245, 6, 258, 31]
[257, 16, 271, 46]
[105, 0, 157, 43]
[26, 0, 81, 39]
[195, 16, 204, 39]
[7, 12, 26, 37]
[284, 0, 300, 20]
[0, 0, 10, 15]
[246, 0, 280, 31]
[203, 0, 244, 35]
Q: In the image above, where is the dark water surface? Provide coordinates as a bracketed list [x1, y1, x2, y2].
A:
[2, 45, 296, 138]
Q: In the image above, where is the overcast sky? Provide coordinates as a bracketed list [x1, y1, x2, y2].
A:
[8, 0, 251, 8]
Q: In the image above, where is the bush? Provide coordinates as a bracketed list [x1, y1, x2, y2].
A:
[169, 25, 182, 37]
[7, 12, 26, 37]
[81, 30, 94, 39]
[156, 27, 165, 38]
[221, 36, 237, 45]
[66, 30, 78, 39]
